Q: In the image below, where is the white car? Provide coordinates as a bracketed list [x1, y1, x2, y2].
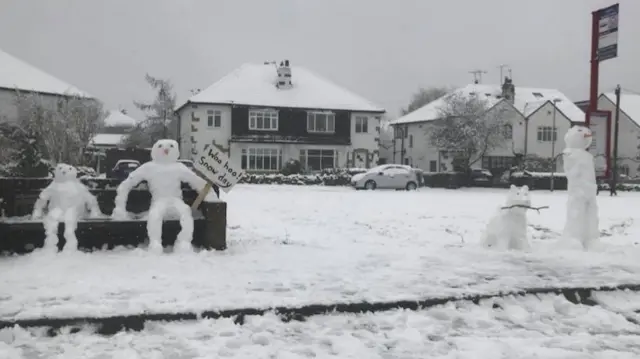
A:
[351, 164, 420, 190]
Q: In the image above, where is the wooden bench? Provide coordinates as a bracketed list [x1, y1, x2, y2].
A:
[0, 178, 226, 254]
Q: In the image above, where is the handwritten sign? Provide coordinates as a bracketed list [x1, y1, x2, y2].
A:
[194, 144, 243, 193]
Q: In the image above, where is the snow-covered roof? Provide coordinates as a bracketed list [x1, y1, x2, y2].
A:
[603, 92, 640, 127]
[104, 110, 139, 127]
[0, 48, 92, 98]
[391, 83, 584, 125]
[179, 63, 385, 113]
[91, 134, 126, 147]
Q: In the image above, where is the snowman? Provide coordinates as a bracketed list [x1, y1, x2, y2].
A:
[112, 139, 211, 253]
[481, 184, 532, 251]
[32, 163, 102, 252]
[562, 125, 599, 249]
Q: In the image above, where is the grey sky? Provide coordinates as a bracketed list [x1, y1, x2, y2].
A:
[0, 0, 637, 120]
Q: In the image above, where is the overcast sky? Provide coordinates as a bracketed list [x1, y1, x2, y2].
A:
[0, 0, 637, 119]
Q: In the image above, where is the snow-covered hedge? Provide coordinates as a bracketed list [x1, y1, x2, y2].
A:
[238, 168, 368, 186]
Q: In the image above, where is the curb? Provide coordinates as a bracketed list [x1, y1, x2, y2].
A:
[2, 283, 639, 336]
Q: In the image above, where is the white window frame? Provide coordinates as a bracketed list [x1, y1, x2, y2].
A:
[355, 116, 368, 133]
[249, 109, 279, 131]
[307, 111, 335, 134]
[299, 149, 336, 171]
[241, 147, 281, 171]
[207, 109, 222, 128]
[536, 126, 557, 142]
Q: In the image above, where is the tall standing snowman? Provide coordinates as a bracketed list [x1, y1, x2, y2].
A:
[112, 139, 211, 253]
[562, 125, 599, 249]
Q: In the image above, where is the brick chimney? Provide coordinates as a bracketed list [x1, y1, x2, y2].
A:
[501, 76, 515, 103]
[276, 60, 292, 89]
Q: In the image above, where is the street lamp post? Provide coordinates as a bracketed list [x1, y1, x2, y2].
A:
[160, 88, 168, 138]
[550, 98, 561, 192]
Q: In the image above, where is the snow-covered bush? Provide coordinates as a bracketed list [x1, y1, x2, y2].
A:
[280, 159, 302, 176]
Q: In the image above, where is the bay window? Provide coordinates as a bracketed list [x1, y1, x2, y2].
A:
[299, 149, 336, 171]
[241, 148, 282, 171]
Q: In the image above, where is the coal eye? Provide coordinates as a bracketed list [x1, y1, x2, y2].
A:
[158, 144, 163, 148]
[170, 144, 174, 148]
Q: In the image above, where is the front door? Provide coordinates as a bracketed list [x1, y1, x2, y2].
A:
[353, 149, 369, 168]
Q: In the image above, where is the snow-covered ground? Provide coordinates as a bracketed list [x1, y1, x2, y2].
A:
[1, 185, 639, 323]
[3, 291, 640, 358]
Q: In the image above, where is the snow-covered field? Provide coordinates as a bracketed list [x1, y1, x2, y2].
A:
[1, 185, 640, 322]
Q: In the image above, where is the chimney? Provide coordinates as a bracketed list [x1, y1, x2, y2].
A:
[501, 76, 515, 103]
[276, 59, 292, 89]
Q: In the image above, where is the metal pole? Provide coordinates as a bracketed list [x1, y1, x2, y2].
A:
[400, 126, 405, 164]
[587, 9, 600, 127]
[611, 84, 621, 195]
[161, 88, 168, 138]
[550, 101, 557, 191]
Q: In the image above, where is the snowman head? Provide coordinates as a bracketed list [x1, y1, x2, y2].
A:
[53, 163, 78, 182]
[564, 125, 593, 150]
[151, 139, 180, 163]
[506, 184, 531, 207]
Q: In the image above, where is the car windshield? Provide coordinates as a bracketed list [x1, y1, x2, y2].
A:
[366, 165, 390, 174]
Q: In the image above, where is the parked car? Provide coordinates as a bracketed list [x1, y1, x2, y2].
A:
[351, 164, 419, 190]
[470, 168, 494, 187]
[110, 159, 141, 181]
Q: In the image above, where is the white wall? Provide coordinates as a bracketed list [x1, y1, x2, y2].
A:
[525, 101, 573, 171]
[0, 88, 77, 123]
[348, 112, 381, 168]
[178, 103, 233, 160]
[597, 95, 640, 177]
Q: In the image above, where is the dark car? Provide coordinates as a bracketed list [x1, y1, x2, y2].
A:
[178, 159, 195, 171]
[470, 168, 494, 187]
[110, 159, 141, 181]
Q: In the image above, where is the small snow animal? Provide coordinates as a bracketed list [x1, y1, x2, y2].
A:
[112, 139, 211, 253]
[562, 125, 599, 249]
[481, 184, 531, 251]
[32, 163, 101, 252]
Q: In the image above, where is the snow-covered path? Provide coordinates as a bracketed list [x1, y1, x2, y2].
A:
[3, 291, 640, 358]
[1, 185, 639, 321]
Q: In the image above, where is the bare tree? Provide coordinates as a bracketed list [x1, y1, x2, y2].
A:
[125, 74, 177, 148]
[427, 92, 511, 172]
[402, 87, 450, 115]
[13, 91, 105, 166]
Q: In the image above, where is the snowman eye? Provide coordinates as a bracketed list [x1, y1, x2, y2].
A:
[158, 144, 163, 148]
[170, 144, 174, 148]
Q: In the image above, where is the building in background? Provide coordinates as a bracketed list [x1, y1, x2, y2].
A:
[390, 78, 585, 174]
[90, 109, 139, 151]
[175, 61, 385, 173]
[0, 48, 92, 123]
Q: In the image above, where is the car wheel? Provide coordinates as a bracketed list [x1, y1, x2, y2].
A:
[406, 181, 417, 191]
[365, 180, 377, 190]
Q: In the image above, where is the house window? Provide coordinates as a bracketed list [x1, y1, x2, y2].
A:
[481, 156, 514, 171]
[503, 124, 513, 138]
[355, 116, 368, 133]
[536, 126, 557, 142]
[532, 92, 544, 99]
[590, 131, 597, 150]
[207, 110, 222, 128]
[429, 160, 437, 172]
[395, 126, 408, 139]
[249, 109, 279, 131]
[620, 164, 630, 176]
[307, 112, 335, 133]
[241, 148, 281, 171]
[409, 134, 413, 148]
[300, 149, 335, 171]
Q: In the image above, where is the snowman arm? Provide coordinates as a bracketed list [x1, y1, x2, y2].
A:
[179, 165, 209, 193]
[114, 164, 150, 211]
[33, 184, 54, 216]
[80, 184, 100, 215]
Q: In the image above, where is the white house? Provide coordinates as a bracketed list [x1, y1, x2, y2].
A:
[389, 78, 585, 173]
[593, 91, 640, 178]
[175, 61, 385, 172]
[0, 48, 92, 123]
[90, 110, 140, 150]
